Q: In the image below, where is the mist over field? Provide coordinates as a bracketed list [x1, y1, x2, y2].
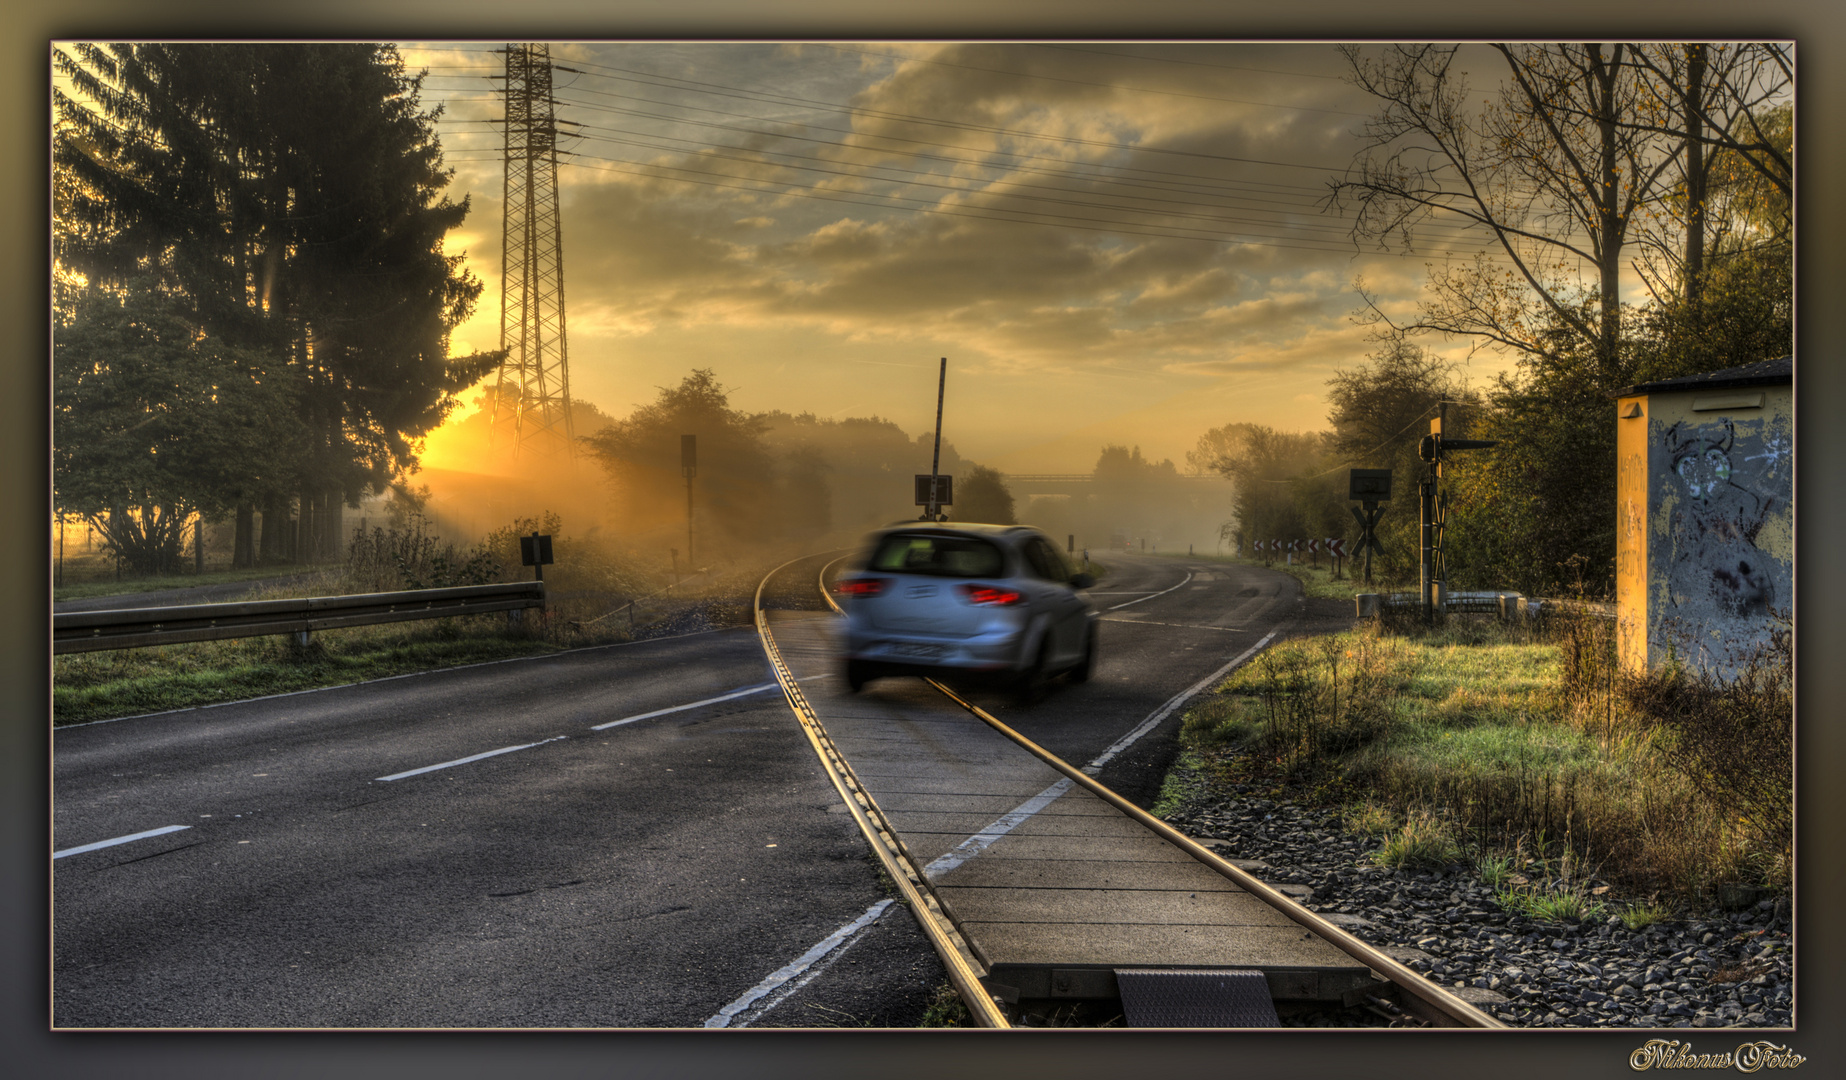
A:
[407, 370, 1238, 564]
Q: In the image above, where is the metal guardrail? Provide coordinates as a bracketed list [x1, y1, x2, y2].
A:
[53, 582, 546, 654]
[1512, 596, 1616, 619]
[1354, 591, 1615, 620]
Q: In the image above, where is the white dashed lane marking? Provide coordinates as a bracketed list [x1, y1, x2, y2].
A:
[55, 825, 191, 860]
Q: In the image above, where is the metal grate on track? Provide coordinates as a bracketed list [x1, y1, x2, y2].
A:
[1115, 968, 1280, 1028]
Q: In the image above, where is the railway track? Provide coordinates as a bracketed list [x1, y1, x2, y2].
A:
[753, 551, 1505, 1029]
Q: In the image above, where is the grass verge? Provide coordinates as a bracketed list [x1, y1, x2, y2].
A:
[54, 564, 330, 604]
[52, 516, 796, 724]
[53, 618, 621, 725]
[1175, 610, 1790, 907]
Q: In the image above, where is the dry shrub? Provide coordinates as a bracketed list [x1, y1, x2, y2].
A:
[1621, 620, 1792, 886]
[343, 511, 501, 592]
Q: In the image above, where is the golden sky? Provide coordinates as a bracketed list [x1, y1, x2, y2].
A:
[403, 42, 1530, 472]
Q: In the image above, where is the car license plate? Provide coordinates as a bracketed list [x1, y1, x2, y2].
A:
[891, 643, 947, 659]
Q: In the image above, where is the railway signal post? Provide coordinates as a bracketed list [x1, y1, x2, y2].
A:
[1416, 408, 1498, 622]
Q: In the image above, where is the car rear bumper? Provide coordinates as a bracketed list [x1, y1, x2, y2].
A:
[841, 627, 1028, 673]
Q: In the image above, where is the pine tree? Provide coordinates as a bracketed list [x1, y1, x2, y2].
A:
[54, 43, 499, 567]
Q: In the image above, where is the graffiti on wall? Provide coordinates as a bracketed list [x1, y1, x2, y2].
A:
[1657, 413, 1793, 661]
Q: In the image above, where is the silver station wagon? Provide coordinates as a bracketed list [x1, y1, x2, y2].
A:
[833, 523, 1099, 701]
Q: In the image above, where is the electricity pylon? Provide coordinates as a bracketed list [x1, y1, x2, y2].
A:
[490, 42, 575, 464]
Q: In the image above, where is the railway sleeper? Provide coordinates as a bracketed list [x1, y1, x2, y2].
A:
[979, 963, 1387, 1028]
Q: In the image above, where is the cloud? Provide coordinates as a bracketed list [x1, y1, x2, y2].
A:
[430, 41, 1518, 466]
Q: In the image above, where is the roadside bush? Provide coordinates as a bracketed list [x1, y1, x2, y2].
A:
[1620, 618, 1792, 886]
[343, 511, 501, 592]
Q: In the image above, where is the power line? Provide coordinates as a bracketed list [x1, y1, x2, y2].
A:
[412, 55, 1502, 252]
[454, 120, 1411, 247]
[1029, 44, 1348, 81]
[438, 130, 1509, 261]
[593, 42, 1374, 118]
[406, 51, 1522, 262]
[541, 61, 1355, 175]
[483, 146, 1504, 259]
[418, 57, 1353, 194]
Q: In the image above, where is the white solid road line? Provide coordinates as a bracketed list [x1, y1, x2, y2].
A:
[1107, 571, 1193, 610]
[590, 674, 830, 731]
[375, 735, 570, 782]
[704, 898, 896, 1028]
[591, 682, 775, 730]
[54, 824, 190, 860]
[1082, 630, 1278, 775]
[924, 777, 1074, 879]
[1102, 617, 1246, 632]
[376, 676, 832, 781]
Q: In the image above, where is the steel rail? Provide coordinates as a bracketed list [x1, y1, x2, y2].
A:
[921, 677, 1506, 1028]
[754, 553, 1011, 1029]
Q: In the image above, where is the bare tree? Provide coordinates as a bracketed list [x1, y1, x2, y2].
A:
[1330, 44, 1678, 379]
[1622, 43, 1792, 308]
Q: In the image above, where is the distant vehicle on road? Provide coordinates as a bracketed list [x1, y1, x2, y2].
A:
[833, 523, 1099, 702]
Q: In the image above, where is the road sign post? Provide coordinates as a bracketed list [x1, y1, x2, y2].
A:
[1348, 468, 1391, 586]
[914, 474, 953, 513]
[520, 532, 555, 583]
[921, 357, 948, 521]
[682, 434, 697, 565]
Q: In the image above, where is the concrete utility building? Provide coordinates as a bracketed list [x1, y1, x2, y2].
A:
[1615, 356, 1793, 675]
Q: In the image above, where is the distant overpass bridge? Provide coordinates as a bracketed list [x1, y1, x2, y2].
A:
[1000, 473, 1230, 497]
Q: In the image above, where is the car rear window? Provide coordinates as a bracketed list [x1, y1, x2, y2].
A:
[868, 533, 1007, 578]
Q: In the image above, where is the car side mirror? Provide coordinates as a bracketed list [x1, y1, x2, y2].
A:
[1070, 572, 1095, 589]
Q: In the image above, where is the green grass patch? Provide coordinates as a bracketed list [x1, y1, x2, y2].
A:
[1476, 851, 1516, 889]
[1618, 901, 1675, 931]
[1496, 884, 1606, 923]
[1344, 801, 1399, 836]
[918, 983, 970, 1028]
[1371, 813, 1461, 870]
[53, 618, 601, 724]
[1149, 750, 1210, 819]
[54, 565, 334, 604]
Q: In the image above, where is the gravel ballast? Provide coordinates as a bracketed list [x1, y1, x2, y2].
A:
[1159, 762, 1793, 1029]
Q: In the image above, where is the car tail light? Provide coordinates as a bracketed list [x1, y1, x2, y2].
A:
[834, 577, 888, 597]
[956, 584, 1024, 606]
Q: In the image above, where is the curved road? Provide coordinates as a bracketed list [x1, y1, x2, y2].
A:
[51, 553, 1305, 1027]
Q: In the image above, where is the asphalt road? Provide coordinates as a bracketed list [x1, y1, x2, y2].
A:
[51, 553, 1307, 1028]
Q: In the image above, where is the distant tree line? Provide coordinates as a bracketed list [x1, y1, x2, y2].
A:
[53, 43, 497, 574]
[579, 370, 1021, 560]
